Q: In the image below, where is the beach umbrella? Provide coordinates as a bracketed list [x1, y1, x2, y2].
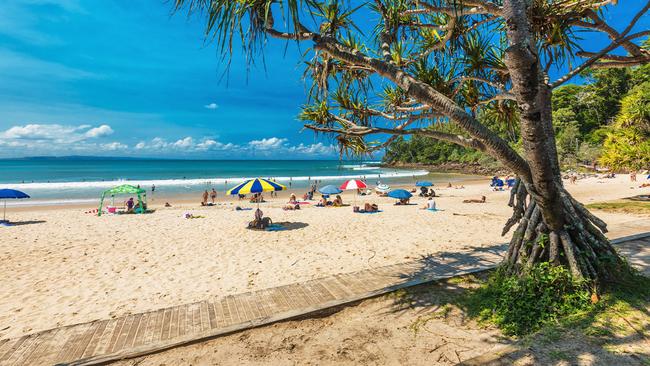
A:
[375, 184, 391, 193]
[318, 185, 342, 195]
[339, 179, 367, 190]
[0, 189, 30, 223]
[415, 181, 433, 187]
[387, 189, 412, 200]
[339, 179, 368, 207]
[227, 178, 286, 207]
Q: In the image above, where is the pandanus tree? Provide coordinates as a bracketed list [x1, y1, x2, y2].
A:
[175, 0, 650, 285]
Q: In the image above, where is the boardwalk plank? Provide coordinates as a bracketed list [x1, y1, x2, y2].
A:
[3, 333, 38, 366]
[0, 336, 28, 363]
[177, 305, 187, 338]
[212, 298, 226, 328]
[226, 296, 241, 324]
[169, 306, 180, 339]
[220, 297, 233, 327]
[80, 321, 108, 359]
[104, 317, 127, 356]
[0, 339, 11, 359]
[199, 301, 210, 333]
[206, 300, 218, 329]
[21, 328, 61, 365]
[112, 314, 135, 353]
[69, 321, 103, 361]
[124, 314, 144, 349]
[56, 323, 94, 364]
[90, 318, 119, 356]
[132, 313, 150, 348]
[160, 308, 173, 341]
[191, 302, 202, 335]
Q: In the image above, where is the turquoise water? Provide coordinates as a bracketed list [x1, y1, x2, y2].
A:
[0, 158, 435, 205]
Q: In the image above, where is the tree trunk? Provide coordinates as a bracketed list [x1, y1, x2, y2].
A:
[500, 0, 626, 284]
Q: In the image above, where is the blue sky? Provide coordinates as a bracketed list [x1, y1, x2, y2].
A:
[0, 0, 647, 159]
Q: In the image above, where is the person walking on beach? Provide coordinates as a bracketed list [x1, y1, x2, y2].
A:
[210, 188, 217, 204]
[151, 184, 156, 194]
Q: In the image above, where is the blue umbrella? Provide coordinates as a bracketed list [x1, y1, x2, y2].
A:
[387, 189, 413, 200]
[415, 181, 433, 187]
[0, 189, 30, 222]
[318, 185, 343, 195]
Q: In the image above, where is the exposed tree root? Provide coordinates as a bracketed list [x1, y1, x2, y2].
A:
[502, 178, 626, 286]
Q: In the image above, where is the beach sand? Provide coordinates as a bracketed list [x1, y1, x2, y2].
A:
[1, 174, 648, 339]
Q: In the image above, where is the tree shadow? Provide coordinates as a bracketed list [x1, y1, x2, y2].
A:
[377, 241, 650, 366]
[2, 220, 47, 226]
[247, 222, 309, 232]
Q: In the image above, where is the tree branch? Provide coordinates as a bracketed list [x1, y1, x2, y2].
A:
[304, 124, 488, 151]
[312, 35, 531, 180]
[551, 30, 650, 88]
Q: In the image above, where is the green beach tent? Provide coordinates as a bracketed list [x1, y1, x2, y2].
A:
[98, 184, 147, 216]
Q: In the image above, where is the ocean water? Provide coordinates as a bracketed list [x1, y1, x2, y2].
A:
[0, 158, 440, 206]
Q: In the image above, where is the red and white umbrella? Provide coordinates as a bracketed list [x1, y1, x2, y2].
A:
[340, 179, 367, 190]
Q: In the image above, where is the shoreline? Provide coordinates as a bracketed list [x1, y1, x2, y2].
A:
[2, 172, 486, 210]
[383, 161, 510, 176]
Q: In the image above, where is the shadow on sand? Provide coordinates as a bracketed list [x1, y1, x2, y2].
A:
[378, 240, 650, 366]
[2, 220, 47, 226]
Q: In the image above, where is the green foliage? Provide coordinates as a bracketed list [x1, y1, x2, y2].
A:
[384, 65, 647, 169]
[462, 263, 591, 336]
[384, 135, 489, 165]
[599, 82, 650, 170]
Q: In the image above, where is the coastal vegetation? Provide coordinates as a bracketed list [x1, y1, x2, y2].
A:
[384, 62, 650, 171]
[175, 0, 650, 335]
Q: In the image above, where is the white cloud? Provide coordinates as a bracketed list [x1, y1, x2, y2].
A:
[204, 103, 218, 110]
[0, 125, 338, 158]
[248, 137, 287, 150]
[288, 142, 338, 155]
[101, 142, 127, 151]
[172, 137, 194, 148]
[85, 124, 113, 138]
[2, 124, 78, 140]
[0, 123, 113, 143]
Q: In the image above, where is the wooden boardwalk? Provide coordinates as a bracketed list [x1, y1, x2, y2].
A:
[1, 232, 648, 366]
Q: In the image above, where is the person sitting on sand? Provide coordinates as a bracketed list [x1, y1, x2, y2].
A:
[283, 203, 300, 211]
[447, 182, 452, 188]
[317, 195, 331, 207]
[202, 190, 209, 206]
[126, 197, 135, 212]
[289, 193, 297, 203]
[421, 197, 436, 210]
[164, 202, 172, 207]
[254, 207, 263, 221]
[363, 203, 379, 212]
[463, 196, 486, 203]
[396, 198, 410, 205]
[333, 195, 343, 206]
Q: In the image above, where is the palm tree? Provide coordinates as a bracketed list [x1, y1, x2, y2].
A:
[173, 0, 650, 284]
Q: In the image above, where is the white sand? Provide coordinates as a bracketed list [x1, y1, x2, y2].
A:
[1, 174, 648, 339]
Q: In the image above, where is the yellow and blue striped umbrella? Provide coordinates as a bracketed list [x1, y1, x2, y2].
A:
[227, 178, 286, 196]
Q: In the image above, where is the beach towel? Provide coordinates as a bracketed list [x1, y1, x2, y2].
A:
[427, 208, 444, 212]
[266, 224, 287, 231]
[355, 210, 383, 214]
